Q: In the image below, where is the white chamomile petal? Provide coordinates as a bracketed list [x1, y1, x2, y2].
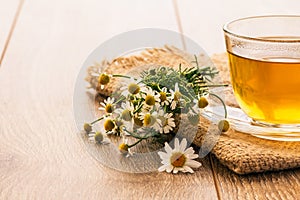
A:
[184, 147, 195, 155]
[179, 138, 187, 152]
[163, 126, 172, 134]
[186, 160, 202, 168]
[174, 138, 180, 150]
[157, 138, 202, 174]
[187, 154, 199, 160]
[164, 142, 173, 154]
[183, 166, 194, 173]
[166, 165, 174, 173]
[171, 101, 177, 110]
[158, 164, 169, 172]
[173, 168, 179, 174]
[157, 152, 169, 160]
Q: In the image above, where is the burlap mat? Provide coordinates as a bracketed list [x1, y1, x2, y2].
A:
[87, 46, 300, 174]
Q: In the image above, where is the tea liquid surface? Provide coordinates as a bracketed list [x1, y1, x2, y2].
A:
[228, 52, 300, 124]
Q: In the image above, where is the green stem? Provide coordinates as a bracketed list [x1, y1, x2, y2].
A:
[193, 55, 199, 68]
[90, 116, 104, 125]
[127, 138, 143, 148]
[124, 129, 158, 140]
[114, 96, 125, 104]
[112, 74, 132, 79]
[133, 101, 144, 114]
[206, 84, 229, 87]
[209, 92, 228, 119]
[178, 63, 182, 73]
[124, 129, 147, 139]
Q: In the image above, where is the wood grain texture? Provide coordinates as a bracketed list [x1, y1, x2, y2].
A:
[0, 0, 218, 199]
[0, 0, 21, 65]
[211, 155, 300, 200]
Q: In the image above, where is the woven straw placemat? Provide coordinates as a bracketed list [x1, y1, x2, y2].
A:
[87, 46, 300, 174]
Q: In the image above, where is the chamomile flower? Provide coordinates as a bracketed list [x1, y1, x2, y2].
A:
[158, 138, 202, 174]
[119, 142, 129, 154]
[103, 118, 116, 132]
[159, 87, 171, 106]
[141, 87, 160, 107]
[121, 78, 144, 97]
[88, 131, 110, 145]
[98, 73, 112, 89]
[99, 97, 115, 114]
[139, 111, 161, 132]
[159, 112, 176, 134]
[115, 101, 134, 121]
[170, 83, 181, 110]
[118, 138, 133, 156]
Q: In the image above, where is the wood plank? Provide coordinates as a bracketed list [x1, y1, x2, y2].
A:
[211, 155, 300, 200]
[0, 0, 218, 199]
[176, 0, 300, 54]
[0, 0, 20, 65]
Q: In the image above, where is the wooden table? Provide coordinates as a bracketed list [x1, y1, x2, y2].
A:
[1, 0, 300, 199]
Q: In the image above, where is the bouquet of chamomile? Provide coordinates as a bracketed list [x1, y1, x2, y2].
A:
[83, 56, 229, 174]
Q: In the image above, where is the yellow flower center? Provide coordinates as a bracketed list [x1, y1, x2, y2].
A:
[128, 83, 140, 94]
[121, 109, 132, 121]
[143, 113, 155, 127]
[170, 152, 187, 167]
[145, 94, 155, 106]
[174, 91, 181, 101]
[159, 92, 167, 102]
[104, 119, 115, 131]
[98, 74, 110, 85]
[105, 104, 113, 113]
[198, 97, 209, 109]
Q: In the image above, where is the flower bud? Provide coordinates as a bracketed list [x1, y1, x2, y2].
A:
[83, 123, 92, 133]
[128, 83, 140, 94]
[198, 96, 209, 109]
[94, 131, 104, 143]
[98, 73, 110, 85]
[119, 143, 129, 154]
[218, 119, 230, 132]
[121, 109, 132, 121]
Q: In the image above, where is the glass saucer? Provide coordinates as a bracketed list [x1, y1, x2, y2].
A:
[202, 106, 300, 141]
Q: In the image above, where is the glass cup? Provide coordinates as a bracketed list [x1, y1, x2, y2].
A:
[223, 15, 300, 137]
